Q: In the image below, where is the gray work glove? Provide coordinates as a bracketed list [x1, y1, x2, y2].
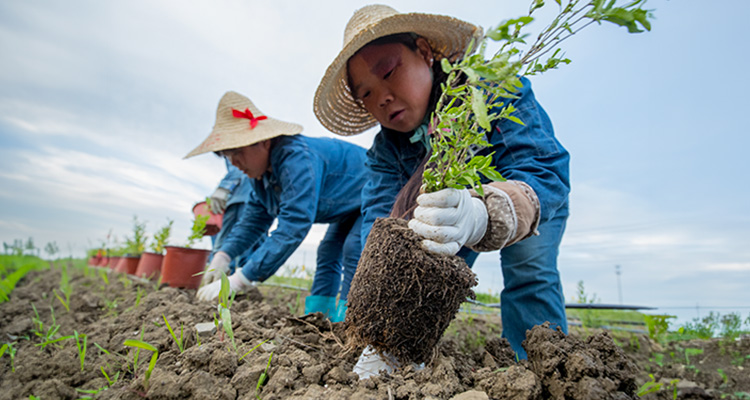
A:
[209, 187, 230, 214]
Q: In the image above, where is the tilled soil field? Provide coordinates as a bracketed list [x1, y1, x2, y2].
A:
[0, 263, 748, 399]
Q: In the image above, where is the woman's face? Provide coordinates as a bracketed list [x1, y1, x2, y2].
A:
[347, 38, 434, 133]
[223, 140, 271, 180]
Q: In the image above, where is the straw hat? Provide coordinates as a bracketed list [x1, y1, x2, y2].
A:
[185, 91, 303, 158]
[314, 4, 482, 136]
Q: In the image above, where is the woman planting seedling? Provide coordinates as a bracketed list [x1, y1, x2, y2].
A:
[314, 1, 652, 377]
[186, 91, 369, 322]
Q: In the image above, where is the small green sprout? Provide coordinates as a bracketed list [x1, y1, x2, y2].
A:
[123, 339, 159, 391]
[98, 268, 109, 286]
[74, 331, 87, 371]
[162, 314, 185, 353]
[219, 305, 236, 352]
[637, 373, 663, 397]
[256, 351, 273, 399]
[100, 366, 120, 387]
[1, 342, 18, 372]
[53, 263, 72, 312]
[239, 339, 270, 362]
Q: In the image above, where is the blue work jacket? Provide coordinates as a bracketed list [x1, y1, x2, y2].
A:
[361, 76, 570, 248]
[219, 135, 368, 282]
[218, 159, 254, 207]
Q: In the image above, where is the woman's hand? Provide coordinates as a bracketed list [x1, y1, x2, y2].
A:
[407, 188, 488, 255]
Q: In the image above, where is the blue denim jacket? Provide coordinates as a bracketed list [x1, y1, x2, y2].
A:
[220, 135, 368, 282]
[362, 76, 570, 246]
[218, 159, 254, 207]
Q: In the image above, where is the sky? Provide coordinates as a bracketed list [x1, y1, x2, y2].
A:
[1, 0, 749, 327]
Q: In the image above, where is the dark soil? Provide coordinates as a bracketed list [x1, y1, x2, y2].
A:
[0, 261, 748, 399]
[346, 217, 477, 364]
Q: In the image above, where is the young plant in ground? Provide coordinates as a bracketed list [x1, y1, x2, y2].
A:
[149, 219, 173, 254]
[31, 304, 64, 349]
[239, 339, 271, 362]
[256, 351, 273, 400]
[422, 0, 652, 195]
[98, 268, 109, 286]
[186, 215, 209, 248]
[0, 342, 18, 372]
[162, 314, 185, 353]
[124, 215, 147, 256]
[637, 373, 663, 397]
[684, 347, 704, 372]
[53, 262, 72, 312]
[218, 304, 236, 352]
[216, 272, 237, 352]
[94, 343, 121, 387]
[74, 331, 87, 371]
[644, 314, 674, 345]
[123, 339, 158, 391]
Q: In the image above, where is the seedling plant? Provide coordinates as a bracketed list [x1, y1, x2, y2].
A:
[0, 342, 17, 372]
[123, 339, 159, 391]
[186, 215, 209, 248]
[149, 219, 174, 254]
[163, 314, 185, 353]
[422, 0, 651, 195]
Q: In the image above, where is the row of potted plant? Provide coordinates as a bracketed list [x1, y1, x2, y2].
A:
[87, 203, 221, 289]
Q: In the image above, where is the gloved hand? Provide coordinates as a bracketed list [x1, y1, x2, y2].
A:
[352, 345, 424, 380]
[209, 187, 230, 214]
[353, 346, 396, 380]
[196, 270, 255, 302]
[408, 188, 488, 255]
[202, 251, 231, 285]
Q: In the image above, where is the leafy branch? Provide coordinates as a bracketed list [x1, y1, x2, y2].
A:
[422, 0, 652, 195]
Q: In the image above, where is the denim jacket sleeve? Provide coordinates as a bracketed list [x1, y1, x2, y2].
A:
[360, 132, 410, 250]
[217, 187, 273, 263]
[484, 76, 570, 223]
[239, 146, 321, 282]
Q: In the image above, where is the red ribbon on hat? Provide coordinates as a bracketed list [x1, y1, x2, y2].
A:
[232, 108, 267, 129]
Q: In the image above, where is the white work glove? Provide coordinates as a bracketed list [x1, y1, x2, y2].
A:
[353, 345, 424, 380]
[196, 270, 255, 302]
[202, 251, 231, 285]
[209, 187, 230, 214]
[353, 346, 396, 380]
[408, 188, 488, 256]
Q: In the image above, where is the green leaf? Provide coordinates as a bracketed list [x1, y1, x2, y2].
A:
[470, 87, 490, 131]
[441, 58, 452, 74]
[481, 168, 506, 182]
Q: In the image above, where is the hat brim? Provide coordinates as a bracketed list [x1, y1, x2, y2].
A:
[314, 12, 482, 136]
[184, 117, 303, 159]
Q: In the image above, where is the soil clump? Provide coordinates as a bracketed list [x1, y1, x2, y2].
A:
[345, 217, 478, 365]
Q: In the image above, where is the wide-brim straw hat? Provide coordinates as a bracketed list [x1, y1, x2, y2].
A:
[314, 4, 482, 136]
[185, 91, 303, 158]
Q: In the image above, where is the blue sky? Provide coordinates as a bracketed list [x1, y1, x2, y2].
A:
[1, 0, 748, 326]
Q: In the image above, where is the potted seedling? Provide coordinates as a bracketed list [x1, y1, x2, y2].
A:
[161, 214, 211, 289]
[135, 219, 174, 281]
[345, 0, 653, 365]
[192, 197, 223, 236]
[115, 216, 147, 275]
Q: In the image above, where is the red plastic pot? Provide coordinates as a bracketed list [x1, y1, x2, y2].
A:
[108, 257, 121, 270]
[134, 251, 164, 280]
[97, 256, 109, 267]
[160, 246, 210, 289]
[88, 256, 101, 266]
[192, 201, 223, 236]
[115, 256, 141, 275]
